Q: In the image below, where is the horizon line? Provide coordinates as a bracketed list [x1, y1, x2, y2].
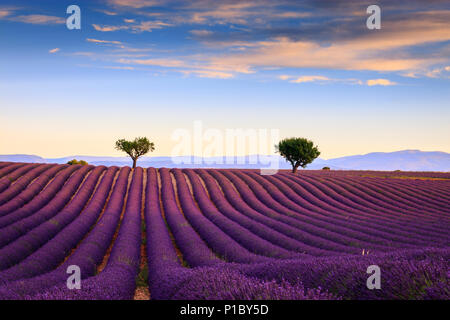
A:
[0, 149, 448, 162]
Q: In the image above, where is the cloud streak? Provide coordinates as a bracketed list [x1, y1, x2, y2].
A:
[93, 20, 172, 32]
[279, 74, 398, 86]
[366, 79, 397, 86]
[10, 14, 65, 25]
[87, 38, 123, 45]
[290, 75, 331, 83]
[0, 10, 12, 18]
[189, 29, 213, 36]
[182, 70, 234, 79]
[107, 0, 162, 8]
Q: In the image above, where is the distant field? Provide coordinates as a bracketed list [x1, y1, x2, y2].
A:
[0, 162, 448, 300]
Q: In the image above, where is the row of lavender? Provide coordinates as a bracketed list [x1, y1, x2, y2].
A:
[0, 162, 448, 299]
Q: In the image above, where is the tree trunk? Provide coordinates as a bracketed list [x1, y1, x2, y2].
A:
[132, 158, 137, 169]
[292, 165, 299, 174]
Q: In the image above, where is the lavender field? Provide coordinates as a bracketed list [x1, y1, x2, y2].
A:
[0, 162, 448, 300]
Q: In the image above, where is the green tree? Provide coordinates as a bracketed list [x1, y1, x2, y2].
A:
[276, 137, 320, 173]
[115, 137, 155, 169]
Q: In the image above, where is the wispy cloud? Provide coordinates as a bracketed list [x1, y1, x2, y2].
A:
[182, 70, 234, 79]
[202, 25, 447, 74]
[404, 65, 450, 79]
[93, 20, 171, 32]
[102, 66, 135, 70]
[49, 48, 60, 54]
[280, 74, 363, 85]
[290, 75, 331, 84]
[72, 52, 96, 57]
[87, 38, 123, 45]
[366, 79, 397, 86]
[118, 58, 185, 68]
[0, 10, 12, 18]
[272, 12, 311, 19]
[279, 74, 398, 86]
[0, 6, 19, 19]
[11, 14, 65, 25]
[70, 1, 450, 81]
[107, 0, 162, 9]
[111, 47, 155, 53]
[188, 2, 263, 24]
[117, 53, 251, 78]
[278, 75, 291, 81]
[93, 24, 129, 32]
[185, 10, 450, 76]
[189, 29, 213, 36]
[133, 21, 172, 32]
[178, 1, 312, 26]
[104, 0, 310, 27]
[96, 9, 118, 16]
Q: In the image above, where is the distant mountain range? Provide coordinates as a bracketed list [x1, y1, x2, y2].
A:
[0, 150, 449, 171]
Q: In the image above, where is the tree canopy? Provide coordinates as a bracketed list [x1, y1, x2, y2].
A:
[276, 137, 320, 173]
[115, 137, 155, 169]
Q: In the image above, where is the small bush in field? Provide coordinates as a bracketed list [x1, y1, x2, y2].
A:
[67, 159, 88, 166]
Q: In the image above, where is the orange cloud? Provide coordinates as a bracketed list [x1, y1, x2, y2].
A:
[87, 38, 123, 45]
[132, 21, 172, 32]
[278, 75, 291, 81]
[93, 24, 128, 32]
[118, 55, 253, 78]
[205, 27, 447, 73]
[290, 75, 330, 83]
[49, 48, 60, 54]
[0, 10, 12, 18]
[88, 7, 449, 79]
[97, 10, 118, 16]
[183, 1, 287, 25]
[366, 79, 397, 86]
[193, 10, 450, 74]
[205, 38, 428, 73]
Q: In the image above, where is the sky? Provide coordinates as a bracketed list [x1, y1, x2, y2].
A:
[0, 0, 449, 159]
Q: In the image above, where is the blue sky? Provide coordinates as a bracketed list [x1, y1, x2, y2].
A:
[0, 0, 449, 158]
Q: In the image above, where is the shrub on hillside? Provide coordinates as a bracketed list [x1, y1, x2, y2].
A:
[67, 159, 88, 166]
